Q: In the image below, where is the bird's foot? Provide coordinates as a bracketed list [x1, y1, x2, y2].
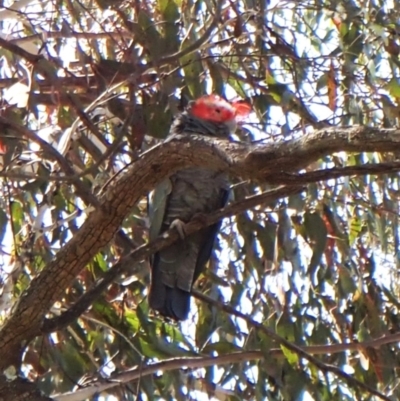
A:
[170, 219, 187, 239]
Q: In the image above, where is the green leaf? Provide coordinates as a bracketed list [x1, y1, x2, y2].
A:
[338, 265, 356, 295]
[180, 51, 205, 98]
[158, 0, 180, 55]
[136, 10, 163, 57]
[349, 213, 363, 246]
[202, 341, 241, 354]
[385, 77, 400, 98]
[281, 345, 299, 365]
[11, 201, 23, 235]
[94, 253, 107, 272]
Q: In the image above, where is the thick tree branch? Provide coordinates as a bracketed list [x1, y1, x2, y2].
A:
[269, 161, 400, 184]
[0, 376, 52, 401]
[2, 126, 400, 370]
[3, 160, 400, 184]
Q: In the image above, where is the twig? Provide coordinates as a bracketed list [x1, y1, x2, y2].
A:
[156, 0, 223, 66]
[192, 290, 391, 401]
[53, 350, 263, 401]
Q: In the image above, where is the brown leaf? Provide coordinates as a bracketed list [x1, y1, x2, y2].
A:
[332, 16, 341, 31]
[384, 39, 400, 57]
[234, 16, 243, 38]
[328, 62, 337, 111]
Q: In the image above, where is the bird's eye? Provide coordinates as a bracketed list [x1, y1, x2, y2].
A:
[215, 108, 221, 113]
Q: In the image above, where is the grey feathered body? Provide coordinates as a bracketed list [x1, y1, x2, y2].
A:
[148, 110, 231, 320]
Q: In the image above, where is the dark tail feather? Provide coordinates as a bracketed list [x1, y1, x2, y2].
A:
[149, 263, 191, 321]
[164, 287, 191, 320]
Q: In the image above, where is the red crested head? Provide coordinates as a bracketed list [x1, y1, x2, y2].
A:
[189, 94, 251, 124]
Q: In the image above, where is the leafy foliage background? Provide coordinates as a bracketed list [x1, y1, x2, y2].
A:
[1, 0, 400, 400]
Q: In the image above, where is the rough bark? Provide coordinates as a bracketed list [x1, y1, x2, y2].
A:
[0, 376, 52, 401]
